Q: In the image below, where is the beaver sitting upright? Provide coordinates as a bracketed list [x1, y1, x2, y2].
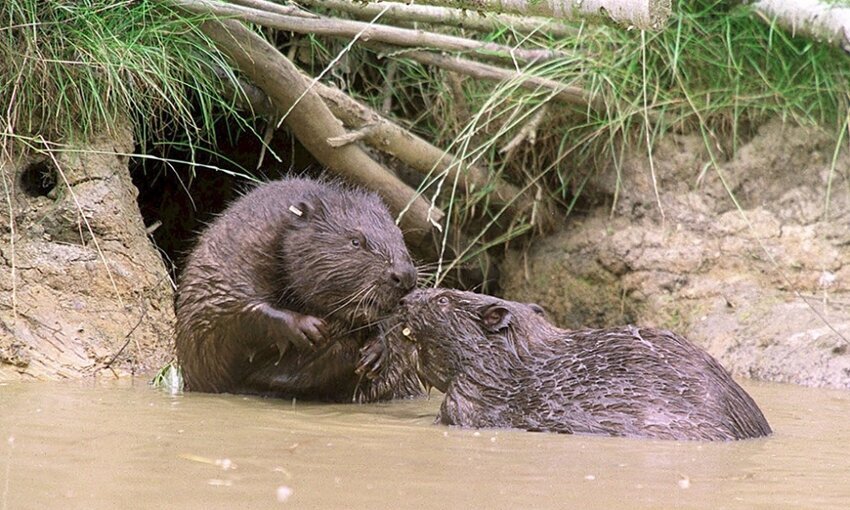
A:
[400, 288, 771, 441]
[175, 177, 423, 401]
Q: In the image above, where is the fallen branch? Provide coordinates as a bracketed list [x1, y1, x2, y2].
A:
[217, 67, 541, 219]
[174, 0, 565, 63]
[314, 83, 538, 215]
[198, 18, 443, 253]
[751, 0, 850, 52]
[298, 0, 577, 37]
[379, 0, 672, 30]
[500, 104, 549, 157]
[229, 0, 314, 17]
[370, 44, 597, 110]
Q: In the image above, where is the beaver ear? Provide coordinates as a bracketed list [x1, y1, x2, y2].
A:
[528, 303, 546, 317]
[481, 304, 512, 332]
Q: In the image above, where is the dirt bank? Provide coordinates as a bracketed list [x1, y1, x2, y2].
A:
[0, 128, 174, 380]
[503, 119, 850, 389]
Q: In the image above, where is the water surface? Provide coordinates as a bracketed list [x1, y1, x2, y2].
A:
[0, 380, 848, 509]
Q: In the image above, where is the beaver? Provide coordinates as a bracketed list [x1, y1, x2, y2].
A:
[175, 177, 423, 401]
[400, 288, 772, 441]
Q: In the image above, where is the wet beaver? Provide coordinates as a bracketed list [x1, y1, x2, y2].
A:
[175, 177, 423, 401]
[400, 289, 772, 441]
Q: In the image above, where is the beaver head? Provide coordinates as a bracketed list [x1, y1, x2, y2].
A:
[280, 182, 417, 326]
[400, 288, 551, 392]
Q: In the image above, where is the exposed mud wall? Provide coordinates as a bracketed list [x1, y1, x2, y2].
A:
[503, 119, 850, 389]
[0, 128, 175, 380]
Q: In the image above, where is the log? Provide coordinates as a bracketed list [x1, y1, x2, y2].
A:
[368, 0, 672, 30]
[751, 0, 850, 52]
[297, 0, 577, 37]
[198, 18, 443, 253]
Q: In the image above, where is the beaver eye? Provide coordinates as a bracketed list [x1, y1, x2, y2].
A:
[437, 296, 450, 306]
[350, 233, 368, 249]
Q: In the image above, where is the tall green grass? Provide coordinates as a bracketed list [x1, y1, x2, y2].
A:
[0, 0, 241, 153]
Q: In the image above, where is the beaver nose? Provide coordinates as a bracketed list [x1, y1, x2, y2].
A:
[390, 264, 417, 292]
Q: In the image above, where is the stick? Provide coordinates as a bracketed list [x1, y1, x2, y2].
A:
[384, 0, 672, 30]
[369, 44, 597, 109]
[214, 65, 540, 217]
[173, 0, 566, 63]
[228, 0, 315, 17]
[298, 0, 577, 37]
[314, 83, 537, 213]
[751, 0, 850, 52]
[198, 18, 442, 252]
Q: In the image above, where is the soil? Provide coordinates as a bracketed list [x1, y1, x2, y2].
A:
[0, 126, 175, 380]
[502, 118, 850, 389]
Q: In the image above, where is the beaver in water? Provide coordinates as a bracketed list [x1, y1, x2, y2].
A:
[400, 288, 772, 441]
[175, 177, 423, 401]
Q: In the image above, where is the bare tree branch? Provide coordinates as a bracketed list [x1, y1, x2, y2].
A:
[197, 18, 443, 253]
[229, 0, 315, 16]
[368, 0, 672, 30]
[298, 0, 577, 37]
[314, 84, 539, 214]
[173, 0, 566, 63]
[751, 0, 850, 52]
[369, 44, 597, 110]
[215, 65, 543, 221]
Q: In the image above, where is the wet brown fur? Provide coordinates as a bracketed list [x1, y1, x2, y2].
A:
[175, 177, 422, 401]
[402, 289, 772, 441]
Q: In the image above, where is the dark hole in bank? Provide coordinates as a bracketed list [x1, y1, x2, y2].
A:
[19, 160, 58, 198]
[130, 115, 317, 280]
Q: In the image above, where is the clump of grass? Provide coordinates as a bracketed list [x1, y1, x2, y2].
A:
[151, 361, 183, 395]
[0, 0, 242, 154]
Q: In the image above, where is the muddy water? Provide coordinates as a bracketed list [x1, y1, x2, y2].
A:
[0, 380, 848, 510]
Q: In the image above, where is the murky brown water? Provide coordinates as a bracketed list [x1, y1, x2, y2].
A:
[0, 379, 848, 509]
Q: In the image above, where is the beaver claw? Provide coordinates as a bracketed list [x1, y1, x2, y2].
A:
[288, 314, 327, 351]
[356, 336, 388, 379]
[253, 302, 326, 352]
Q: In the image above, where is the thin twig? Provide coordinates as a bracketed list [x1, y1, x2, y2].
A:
[229, 0, 315, 17]
[103, 300, 149, 369]
[380, 60, 397, 115]
[0, 60, 27, 326]
[369, 44, 597, 110]
[500, 104, 549, 156]
[640, 30, 664, 220]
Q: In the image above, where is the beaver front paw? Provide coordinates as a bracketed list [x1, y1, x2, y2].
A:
[356, 336, 388, 379]
[284, 313, 327, 351]
[252, 302, 327, 352]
